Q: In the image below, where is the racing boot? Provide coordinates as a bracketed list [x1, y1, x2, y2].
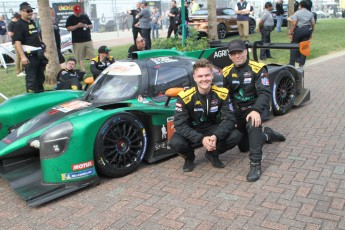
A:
[247, 161, 261, 182]
[205, 152, 225, 168]
[183, 157, 195, 172]
[264, 127, 286, 144]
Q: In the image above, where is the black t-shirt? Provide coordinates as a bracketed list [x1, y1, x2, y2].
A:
[12, 18, 41, 47]
[127, 44, 142, 58]
[169, 7, 179, 25]
[130, 9, 141, 28]
[7, 20, 15, 44]
[65, 14, 92, 43]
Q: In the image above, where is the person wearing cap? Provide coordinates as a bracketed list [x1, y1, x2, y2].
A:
[257, 2, 274, 60]
[56, 57, 85, 90]
[127, 36, 147, 58]
[13, 2, 46, 93]
[90, 46, 115, 80]
[66, 4, 95, 72]
[222, 39, 286, 182]
[235, 0, 251, 41]
[7, 12, 24, 77]
[135, 1, 151, 50]
[169, 59, 242, 172]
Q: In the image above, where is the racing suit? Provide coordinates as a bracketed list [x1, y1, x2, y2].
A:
[223, 59, 271, 162]
[90, 55, 115, 79]
[169, 85, 242, 160]
[56, 69, 85, 90]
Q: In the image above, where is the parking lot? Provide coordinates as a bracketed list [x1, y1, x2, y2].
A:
[1, 35, 345, 229]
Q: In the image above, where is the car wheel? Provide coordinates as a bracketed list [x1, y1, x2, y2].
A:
[217, 23, 227, 39]
[94, 113, 148, 177]
[249, 19, 256, 34]
[272, 70, 297, 116]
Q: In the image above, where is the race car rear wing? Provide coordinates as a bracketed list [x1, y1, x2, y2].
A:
[132, 40, 311, 70]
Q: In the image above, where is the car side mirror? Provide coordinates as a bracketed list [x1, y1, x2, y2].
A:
[164, 87, 183, 106]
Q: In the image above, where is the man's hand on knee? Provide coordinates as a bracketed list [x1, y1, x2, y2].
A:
[202, 135, 217, 151]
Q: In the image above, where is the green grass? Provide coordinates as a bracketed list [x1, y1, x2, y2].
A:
[1, 19, 344, 103]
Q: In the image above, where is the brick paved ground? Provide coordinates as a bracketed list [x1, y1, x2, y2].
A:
[0, 49, 345, 229]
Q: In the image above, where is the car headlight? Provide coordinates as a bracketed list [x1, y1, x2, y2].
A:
[40, 122, 73, 159]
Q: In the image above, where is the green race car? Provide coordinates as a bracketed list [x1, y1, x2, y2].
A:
[0, 45, 310, 206]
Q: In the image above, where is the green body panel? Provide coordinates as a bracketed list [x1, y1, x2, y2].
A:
[135, 48, 217, 60]
[0, 91, 84, 139]
[40, 99, 175, 184]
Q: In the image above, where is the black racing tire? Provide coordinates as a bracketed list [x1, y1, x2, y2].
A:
[217, 23, 227, 39]
[272, 70, 297, 116]
[94, 113, 148, 178]
[249, 19, 256, 34]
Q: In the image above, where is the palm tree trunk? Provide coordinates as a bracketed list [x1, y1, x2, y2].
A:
[207, 0, 218, 41]
[38, 0, 60, 85]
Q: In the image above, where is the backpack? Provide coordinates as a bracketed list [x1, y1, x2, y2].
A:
[175, 8, 182, 26]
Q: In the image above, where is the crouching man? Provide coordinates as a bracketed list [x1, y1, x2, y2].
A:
[169, 59, 242, 172]
[56, 57, 85, 90]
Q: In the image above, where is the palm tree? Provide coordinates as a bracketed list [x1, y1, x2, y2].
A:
[37, 0, 60, 85]
[207, 0, 218, 41]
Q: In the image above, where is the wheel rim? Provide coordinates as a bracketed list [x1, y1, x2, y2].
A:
[102, 120, 144, 169]
[276, 76, 296, 109]
[218, 24, 226, 39]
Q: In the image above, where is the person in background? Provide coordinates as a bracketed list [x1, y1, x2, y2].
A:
[135, 1, 151, 49]
[90, 45, 115, 80]
[50, 7, 65, 65]
[7, 13, 25, 77]
[0, 16, 7, 44]
[167, 0, 179, 38]
[128, 2, 141, 45]
[66, 4, 94, 72]
[56, 57, 85, 90]
[235, 0, 251, 41]
[257, 2, 274, 60]
[32, 12, 40, 32]
[191, 0, 200, 14]
[13, 2, 46, 93]
[294, 0, 299, 12]
[275, 0, 284, 32]
[288, 0, 315, 68]
[169, 59, 242, 172]
[151, 7, 161, 40]
[127, 36, 146, 58]
[223, 39, 286, 182]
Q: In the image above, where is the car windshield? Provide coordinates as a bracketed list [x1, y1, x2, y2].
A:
[84, 73, 140, 103]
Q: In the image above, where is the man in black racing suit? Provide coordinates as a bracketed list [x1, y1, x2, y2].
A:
[56, 57, 85, 90]
[223, 39, 286, 182]
[169, 59, 242, 172]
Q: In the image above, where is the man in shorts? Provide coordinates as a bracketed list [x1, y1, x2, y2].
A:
[66, 4, 94, 72]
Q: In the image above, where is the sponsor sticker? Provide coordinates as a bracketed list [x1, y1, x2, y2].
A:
[232, 80, 240, 84]
[61, 168, 95, 181]
[232, 73, 238, 78]
[244, 78, 252, 84]
[54, 100, 91, 113]
[72, 160, 94, 171]
[261, 77, 270, 86]
[210, 106, 218, 113]
[211, 99, 218, 106]
[167, 116, 175, 140]
[244, 72, 252, 78]
[175, 107, 182, 112]
[194, 108, 204, 112]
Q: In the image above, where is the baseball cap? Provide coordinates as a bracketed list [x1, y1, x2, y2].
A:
[73, 4, 83, 13]
[228, 39, 247, 53]
[20, 2, 35, 11]
[98, 46, 111, 54]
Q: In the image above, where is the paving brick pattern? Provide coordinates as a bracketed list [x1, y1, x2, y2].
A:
[1, 54, 345, 229]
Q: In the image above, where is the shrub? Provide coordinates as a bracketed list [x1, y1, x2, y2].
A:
[152, 28, 209, 52]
